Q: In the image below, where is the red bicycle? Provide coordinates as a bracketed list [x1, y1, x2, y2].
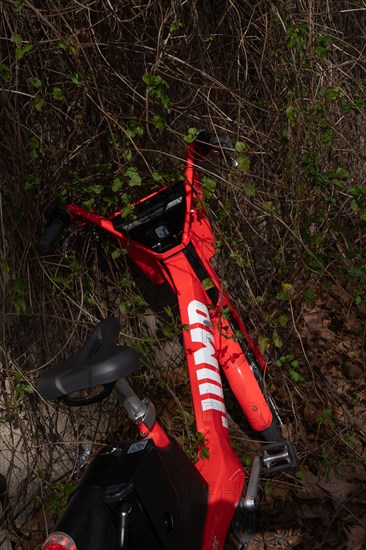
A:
[37, 131, 297, 550]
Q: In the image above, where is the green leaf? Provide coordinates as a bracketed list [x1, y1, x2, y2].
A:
[1, 259, 10, 274]
[285, 105, 296, 126]
[276, 282, 293, 301]
[162, 325, 173, 338]
[347, 185, 364, 197]
[264, 201, 276, 212]
[335, 167, 349, 180]
[235, 141, 248, 153]
[282, 282, 293, 292]
[169, 20, 183, 32]
[28, 76, 41, 89]
[163, 305, 174, 318]
[202, 278, 214, 290]
[201, 176, 217, 200]
[360, 210, 366, 222]
[259, 336, 270, 354]
[52, 87, 63, 101]
[83, 198, 94, 210]
[184, 127, 198, 143]
[323, 86, 342, 100]
[152, 170, 163, 182]
[315, 35, 332, 59]
[111, 249, 122, 260]
[236, 155, 250, 173]
[242, 184, 256, 197]
[342, 100, 361, 114]
[120, 203, 134, 219]
[70, 73, 82, 86]
[112, 177, 123, 192]
[11, 33, 23, 46]
[273, 331, 282, 348]
[0, 63, 11, 83]
[303, 288, 315, 305]
[16, 44, 32, 59]
[24, 174, 41, 189]
[199, 446, 210, 459]
[142, 73, 153, 86]
[124, 166, 141, 187]
[152, 115, 165, 131]
[202, 34, 215, 43]
[34, 95, 44, 111]
[321, 128, 334, 144]
[14, 0, 25, 12]
[143, 73, 170, 111]
[276, 314, 288, 327]
[58, 38, 75, 53]
[290, 369, 304, 383]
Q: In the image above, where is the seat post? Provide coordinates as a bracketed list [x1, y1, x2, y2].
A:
[115, 379, 156, 429]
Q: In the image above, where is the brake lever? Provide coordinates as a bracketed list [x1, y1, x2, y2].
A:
[61, 224, 80, 256]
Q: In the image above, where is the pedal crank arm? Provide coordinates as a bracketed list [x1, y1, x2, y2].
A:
[241, 456, 261, 512]
[231, 456, 260, 546]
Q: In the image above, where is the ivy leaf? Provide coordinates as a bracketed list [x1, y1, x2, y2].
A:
[242, 184, 256, 197]
[111, 249, 122, 260]
[236, 155, 251, 173]
[11, 32, 23, 47]
[52, 87, 63, 101]
[125, 166, 141, 187]
[184, 127, 198, 143]
[34, 95, 44, 111]
[0, 63, 11, 83]
[70, 73, 82, 86]
[259, 336, 270, 354]
[112, 177, 123, 192]
[276, 282, 293, 301]
[202, 278, 214, 290]
[152, 170, 163, 182]
[200, 446, 210, 459]
[152, 115, 165, 131]
[235, 141, 248, 153]
[120, 204, 134, 218]
[28, 76, 41, 89]
[285, 105, 296, 126]
[273, 331, 283, 348]
[201, 176, 217, 199]
[16, 44, 32, 59]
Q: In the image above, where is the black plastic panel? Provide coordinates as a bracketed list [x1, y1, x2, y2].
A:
[55, 438, 208, 550]
[112, 182, 186, 252]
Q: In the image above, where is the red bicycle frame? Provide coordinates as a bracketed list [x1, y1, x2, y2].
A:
[59, 140, 281, 549]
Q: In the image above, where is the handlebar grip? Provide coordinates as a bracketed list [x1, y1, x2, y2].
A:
[196, 130, 235, 152]
[36, 209, 70, 255]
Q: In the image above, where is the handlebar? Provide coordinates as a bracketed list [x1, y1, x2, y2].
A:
[196, 130, 238, 167]
[36, 208, 71, 255]
[196, 130, 235, 151]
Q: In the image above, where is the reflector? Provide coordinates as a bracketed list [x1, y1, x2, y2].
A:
[42, 531, 77, 550]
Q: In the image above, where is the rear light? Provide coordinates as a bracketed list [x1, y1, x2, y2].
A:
[42, 531, 77, 550]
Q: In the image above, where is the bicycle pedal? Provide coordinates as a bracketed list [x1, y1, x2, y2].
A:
[261, 440, 298, 475]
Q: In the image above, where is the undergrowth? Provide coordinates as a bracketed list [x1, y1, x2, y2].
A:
[0, 1, 365, 548]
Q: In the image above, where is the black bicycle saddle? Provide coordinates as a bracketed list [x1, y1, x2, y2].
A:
[38, 318, 139, 405]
